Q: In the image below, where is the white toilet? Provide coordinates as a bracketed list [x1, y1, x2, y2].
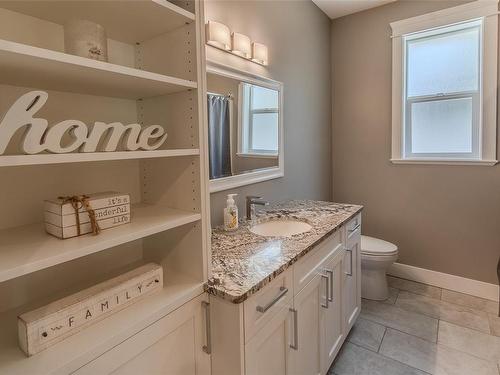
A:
[360, 235, 398, 301]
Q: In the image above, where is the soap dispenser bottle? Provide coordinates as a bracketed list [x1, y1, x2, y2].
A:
[224, 193, 239, 231]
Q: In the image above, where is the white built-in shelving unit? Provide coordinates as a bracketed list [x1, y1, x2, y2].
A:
[0, 0, 210, 373]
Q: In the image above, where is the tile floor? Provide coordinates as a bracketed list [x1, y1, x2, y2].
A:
[329, 276, 500, 375]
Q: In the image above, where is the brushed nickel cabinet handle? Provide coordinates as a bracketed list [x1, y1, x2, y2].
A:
[289, 308, 298, 350]
[346, 248, 353, 276]
[325, 269, 334, 302]
[321, 274, 329, 309]
[256, 286, 288, 313]
[348, 223, 361, 233]
[202, 301, 211, 354]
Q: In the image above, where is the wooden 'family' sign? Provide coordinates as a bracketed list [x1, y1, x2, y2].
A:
[0, 91, 168, 155]
[18, 263, 163, 356]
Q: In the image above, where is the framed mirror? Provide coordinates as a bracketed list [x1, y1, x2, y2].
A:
[206, 61, 284, 193]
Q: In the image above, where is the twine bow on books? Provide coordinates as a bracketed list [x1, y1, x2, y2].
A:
[58, 195, 101, 236]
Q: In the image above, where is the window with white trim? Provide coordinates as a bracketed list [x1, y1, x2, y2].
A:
[239, 82, 279, 156]
[390, 1, 498, 165]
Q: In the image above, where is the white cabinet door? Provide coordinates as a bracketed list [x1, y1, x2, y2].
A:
[245, 303, 293, 375]
[320, 252, 344, 374]
[290, 274, 324, 375]
[74, 294, 211, 375]
[343, 223, 361, 334]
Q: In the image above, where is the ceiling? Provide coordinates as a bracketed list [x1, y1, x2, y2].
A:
[312, 0, 397, 19]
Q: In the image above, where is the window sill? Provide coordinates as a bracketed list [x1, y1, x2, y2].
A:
[237, 152, 279, 159]
[391, 158, 498, 166]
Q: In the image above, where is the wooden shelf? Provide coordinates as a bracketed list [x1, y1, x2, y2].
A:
[0, 0, 195, 45]
[0, 39, 197, 99]
[0, 271, 204, 375]
[0, 204, 202, 283]
[0, 149, 200, 167]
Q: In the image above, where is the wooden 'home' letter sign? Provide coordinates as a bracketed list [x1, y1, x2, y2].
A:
[0, 91, 168, 155]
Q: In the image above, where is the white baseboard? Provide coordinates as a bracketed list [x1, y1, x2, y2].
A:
[388, 263, 499, 302]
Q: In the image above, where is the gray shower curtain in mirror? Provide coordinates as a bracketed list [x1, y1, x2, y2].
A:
[207, 94, 232, 179]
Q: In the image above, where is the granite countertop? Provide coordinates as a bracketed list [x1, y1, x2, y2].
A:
[205, 200, 363, 303]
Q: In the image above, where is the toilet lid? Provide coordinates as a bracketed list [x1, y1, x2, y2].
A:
[361, 235, 398, 256]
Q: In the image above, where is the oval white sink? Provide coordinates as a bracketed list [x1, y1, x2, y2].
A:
[249, 219, 312, 237]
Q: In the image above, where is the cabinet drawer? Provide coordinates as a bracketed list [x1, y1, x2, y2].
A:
[346, 221, 361, 248]
[346, 214, 361, 240]
[244, 269, 293, 343]
[293, 230, 342, 296]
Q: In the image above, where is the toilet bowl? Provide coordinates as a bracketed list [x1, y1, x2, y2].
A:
[361, 235, 398, 301]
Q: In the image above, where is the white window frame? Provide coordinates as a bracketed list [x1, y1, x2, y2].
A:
[390, 1, 498, 166]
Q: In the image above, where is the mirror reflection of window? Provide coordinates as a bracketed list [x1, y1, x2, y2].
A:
[206, 69, 282, 184]
[239, 83, 279, 156]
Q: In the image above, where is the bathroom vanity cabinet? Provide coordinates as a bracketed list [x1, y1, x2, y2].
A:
[209, 213, 362, 375]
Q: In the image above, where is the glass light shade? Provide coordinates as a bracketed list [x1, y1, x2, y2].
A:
[231, 32, 251, 58]
[252, 42, 268, 66]
[206, 21, 231, 51]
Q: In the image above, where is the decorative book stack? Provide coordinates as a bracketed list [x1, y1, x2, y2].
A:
[44, 191, 131, 239]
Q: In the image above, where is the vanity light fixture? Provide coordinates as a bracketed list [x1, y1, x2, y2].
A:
[252, 42, 268, 66]
[231, 32, 252, 59]
[205, 21, 268, 66]
[206, 20, 231, 51]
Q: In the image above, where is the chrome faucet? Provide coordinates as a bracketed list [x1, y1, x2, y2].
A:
[246, 196, 269, 221]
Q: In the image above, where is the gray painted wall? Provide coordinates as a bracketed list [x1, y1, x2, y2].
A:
[205, 0, 332, 225]
[331, 0, 500, 284]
